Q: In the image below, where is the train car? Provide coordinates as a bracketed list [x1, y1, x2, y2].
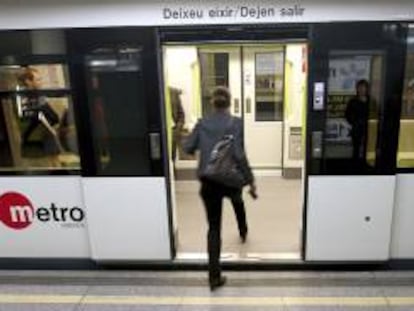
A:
[0, 0, 413, 267]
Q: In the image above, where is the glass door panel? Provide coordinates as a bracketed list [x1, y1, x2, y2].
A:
[83, 48, 150, 176]
[243, 46, 284, 169]
[308, 23, 407, 175]
[67, 28, 164, 177]
[325, 52, 384, 170]
[198, 46, 242, 118]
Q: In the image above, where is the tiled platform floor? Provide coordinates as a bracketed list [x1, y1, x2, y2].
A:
[0, 270, 413, 310]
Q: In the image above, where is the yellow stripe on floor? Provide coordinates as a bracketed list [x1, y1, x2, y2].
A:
[0, 295, 81, 304]
[0, 295, 413, 306]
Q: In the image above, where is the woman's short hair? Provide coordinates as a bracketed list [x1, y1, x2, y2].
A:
[356, 79, 369, 89]
[211, 86, 231, 109]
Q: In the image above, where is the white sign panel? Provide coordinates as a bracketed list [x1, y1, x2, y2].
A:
[0, 1, 413, 29]
[82, 177, 171, 261]
[0, 177, 90, 258]
[256, 53, 284, 75]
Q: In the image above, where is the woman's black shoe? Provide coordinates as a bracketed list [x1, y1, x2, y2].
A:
[209, 276, 227, 291]
[240, 231, 248, 243]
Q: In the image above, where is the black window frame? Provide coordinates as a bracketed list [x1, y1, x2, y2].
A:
[0, 52, 81, 176]
[307, 22, 409, 176]
[66, 27, 165, 177]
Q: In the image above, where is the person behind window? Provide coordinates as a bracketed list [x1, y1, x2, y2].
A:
[59, 107, 78, 154]
[405, 79, 414, 116]
[184, 86, 257, 291]
[90, 74, 109, 158]
[18, 67, 62, 168]
[345, 79, 373, 166]
[170, 87, 185, 166]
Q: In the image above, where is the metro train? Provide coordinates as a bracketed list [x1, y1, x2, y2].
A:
[0, 0, 413, 268]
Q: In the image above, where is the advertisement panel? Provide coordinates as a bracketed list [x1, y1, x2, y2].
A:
[326, 57, 371, 143]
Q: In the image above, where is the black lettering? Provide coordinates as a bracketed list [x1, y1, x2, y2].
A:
[281, 5, 305, 17]
[296, 5, 305, 16]
[164, 7, 203, 20]
[70, 207, 85, 222]
[240, 6, 248, 17]
[259, 8, 266, 19]
[209, 9, 216, 17]
[219, 8, 232, 17]
[249, 7, 256, 18]
[267, 8, 275, 17]
[36, 208, 50, 222]
[60, 207, 69, 222]
[163, 8, 172, 19]
[50, 203, 60, 221]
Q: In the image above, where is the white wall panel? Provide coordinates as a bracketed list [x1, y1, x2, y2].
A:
[306, 176, 395, 261]
[82, 177, 171, 261]
[391, 174, 414, 259]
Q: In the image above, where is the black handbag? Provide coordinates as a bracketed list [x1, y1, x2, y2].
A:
[202, 118, 247, 189]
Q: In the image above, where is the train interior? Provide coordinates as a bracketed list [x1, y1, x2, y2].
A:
[0, 63, 80, 171]
[163, 43, 307, 261]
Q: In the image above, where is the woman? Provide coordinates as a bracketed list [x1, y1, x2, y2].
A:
[19, 67, 62, 167]
[345, 79, 373, 165]
[184, 86, 256, 291]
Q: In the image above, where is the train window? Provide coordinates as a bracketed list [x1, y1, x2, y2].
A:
[324, 52, 383, 169]
[84, 47, 151, 176]
[0, 64, 70, 91]
[0, 64, 80, 172]
[397, 27, 414, 168]
[199, 52, 229, 117]
[254, 52, 284, 121]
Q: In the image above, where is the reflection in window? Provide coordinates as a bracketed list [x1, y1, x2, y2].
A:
[85, 47, 151, 176]
[325, 54, 382, 168]
[0, 65, 79, 171]
[199, 52, 229, 117]
[0, 64, 69, 91]
[255, 52, 284, 121]
[397, 27, 414, 168]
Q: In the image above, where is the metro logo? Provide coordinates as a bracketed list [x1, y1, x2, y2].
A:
[0, 192, 34, 229]
[10, 205, 34, 223]
[0, 192, 85, 230]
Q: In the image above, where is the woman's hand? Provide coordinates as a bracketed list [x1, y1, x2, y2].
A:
[248, 183, 258, 200]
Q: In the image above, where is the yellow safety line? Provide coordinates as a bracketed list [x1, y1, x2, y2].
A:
[83, 296, 182, 305]
[284, 297, 386, 306]
[0, 295, 81, 304]
[0, 295, 412, 306]
[388, 297, 414, 305]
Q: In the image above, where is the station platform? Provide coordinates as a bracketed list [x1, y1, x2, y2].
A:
[0, 270, 413, 310]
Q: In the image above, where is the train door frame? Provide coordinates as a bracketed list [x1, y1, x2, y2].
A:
[158, 24, 310, 262]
